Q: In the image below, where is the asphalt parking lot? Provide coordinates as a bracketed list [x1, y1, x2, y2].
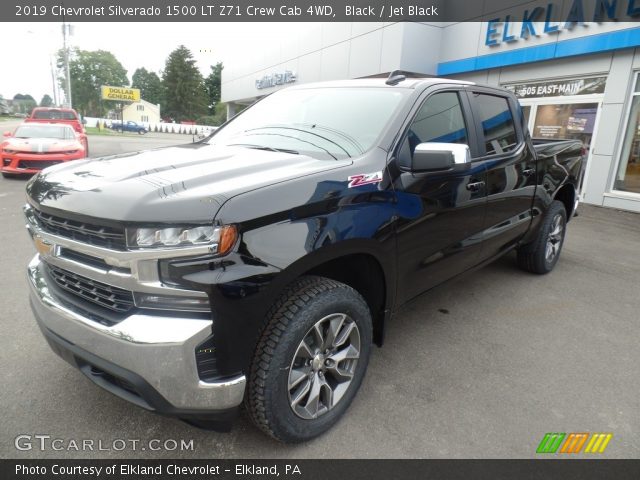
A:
[1, 133, 639, 458]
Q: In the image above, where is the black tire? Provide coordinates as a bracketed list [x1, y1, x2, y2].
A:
[246, 275, 372, 443]
[82, 138, 89, 157]
[517, 200, 567, 274]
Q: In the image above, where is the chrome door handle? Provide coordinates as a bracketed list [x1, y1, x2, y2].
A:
[466, 181, 485, 192]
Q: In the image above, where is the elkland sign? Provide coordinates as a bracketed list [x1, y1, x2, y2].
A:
[485, 0, 640, 46]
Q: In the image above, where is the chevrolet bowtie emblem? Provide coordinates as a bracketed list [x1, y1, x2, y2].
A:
[34, 236, 55, 256]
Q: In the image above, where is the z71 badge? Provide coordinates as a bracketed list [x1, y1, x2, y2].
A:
[347, 171, 383, 188]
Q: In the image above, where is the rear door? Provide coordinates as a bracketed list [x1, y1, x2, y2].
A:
[393, 87, 488, 304]
[466, 89, 537, 258]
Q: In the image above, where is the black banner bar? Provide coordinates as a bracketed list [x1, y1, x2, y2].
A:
[5, 0, 640, 22]
[3, 459, 640, 480]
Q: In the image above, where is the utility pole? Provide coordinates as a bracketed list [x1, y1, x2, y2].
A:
[62, 22, 73, 108]
[50, 57, 58, 107]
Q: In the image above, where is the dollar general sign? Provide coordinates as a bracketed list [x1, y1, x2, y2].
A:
[101, 86, 140, 102]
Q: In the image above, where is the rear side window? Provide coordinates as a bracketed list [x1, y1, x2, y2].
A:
[474, 94, 518, 155]
[33, 110, 77, 120]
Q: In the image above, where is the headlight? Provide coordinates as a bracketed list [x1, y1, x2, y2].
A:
[127, 224, 238, 254]
[2, 148, 16, 154]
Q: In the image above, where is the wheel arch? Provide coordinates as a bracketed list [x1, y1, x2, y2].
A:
[553, 182, 576, 221]
[271, 243, 395, 347]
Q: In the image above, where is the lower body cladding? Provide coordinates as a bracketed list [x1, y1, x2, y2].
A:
[27, 256, 246, 429]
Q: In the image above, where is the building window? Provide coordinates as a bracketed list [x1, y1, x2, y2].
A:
[141, 115, 148, 122]
[616, 74, 640, 194]
[137, 105, 144, 111]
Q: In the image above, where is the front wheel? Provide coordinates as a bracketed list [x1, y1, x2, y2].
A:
[246, 276, 372, 443]
[517, 200, 567, 274]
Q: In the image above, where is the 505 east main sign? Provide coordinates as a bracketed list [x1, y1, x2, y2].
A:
[485, 0, 640, 46]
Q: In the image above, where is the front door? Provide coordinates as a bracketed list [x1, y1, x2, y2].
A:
[393, 89, 487, 304]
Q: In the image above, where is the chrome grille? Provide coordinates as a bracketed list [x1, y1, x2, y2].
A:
[33, 208, 126, 250]
[47, 264, 135, 313]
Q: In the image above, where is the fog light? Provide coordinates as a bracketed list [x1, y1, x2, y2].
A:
[133, 292, 211, 312]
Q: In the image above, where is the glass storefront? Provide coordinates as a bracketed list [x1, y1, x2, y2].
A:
[615, 75, 640, 194]
[532, 103, 598, 151]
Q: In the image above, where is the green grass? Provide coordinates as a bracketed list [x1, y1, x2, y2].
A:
[85, 126, 118, 136]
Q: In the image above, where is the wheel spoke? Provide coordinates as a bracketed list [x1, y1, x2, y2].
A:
[320, 379, 334, 410]
[545, 242, 554, 261]
[296, 340, 314, 359]
[323, 314, 346, 350]
[334, 320, 356, 347]
[303, 374, 322, 417]
[326, 363, 355, 382]
[288, 367, 309, 390]
[290, 376, 311, 407]
[312, 323, 325, 350]
[329, 344, 360, 363]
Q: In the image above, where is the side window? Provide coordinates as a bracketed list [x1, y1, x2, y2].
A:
[474, 93, 518, 155]
[407, 92, 468, 156]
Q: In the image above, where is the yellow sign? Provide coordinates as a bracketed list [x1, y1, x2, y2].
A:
[101, 85, 140, 102]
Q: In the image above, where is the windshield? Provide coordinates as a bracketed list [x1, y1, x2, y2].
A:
[209, 87, 407, 159]
[14, 125, 73, 139]
[32, 110, 78, 120]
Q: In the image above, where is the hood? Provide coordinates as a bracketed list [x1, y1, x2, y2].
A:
[4, 137, 81, 153]
[26, 143, 351, 223]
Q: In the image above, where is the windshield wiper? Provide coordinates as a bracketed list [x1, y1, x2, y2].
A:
[228, 143, 299, 155]
[245, 126, 351, 158]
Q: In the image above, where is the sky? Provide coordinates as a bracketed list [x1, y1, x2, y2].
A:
[0, 22, 304, 103]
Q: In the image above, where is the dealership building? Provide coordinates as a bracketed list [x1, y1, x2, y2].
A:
[221, 14, 640, 213]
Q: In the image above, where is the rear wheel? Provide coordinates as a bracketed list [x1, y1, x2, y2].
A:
[517, 200, 567, 274]
[246, 276, 372, 443]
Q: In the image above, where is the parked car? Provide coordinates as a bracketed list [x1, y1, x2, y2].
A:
[108, 120, 148, 134]
[1, 123, 86, 178]
[24, 77, 583, 442]
[25, 107, 89, 155]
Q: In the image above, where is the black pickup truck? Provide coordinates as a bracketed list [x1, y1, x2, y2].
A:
[24, 76, 583, 443]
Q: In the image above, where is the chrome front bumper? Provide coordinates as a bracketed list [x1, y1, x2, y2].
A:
[28, 255, 246, 412]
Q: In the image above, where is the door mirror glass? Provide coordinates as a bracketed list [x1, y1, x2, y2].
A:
[412, 143, 470, 172]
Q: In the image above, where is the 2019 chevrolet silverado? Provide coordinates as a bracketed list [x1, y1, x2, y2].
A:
[24, 76, 583, 443]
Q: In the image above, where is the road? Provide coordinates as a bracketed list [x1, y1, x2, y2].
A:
[0, 134, 639, 458]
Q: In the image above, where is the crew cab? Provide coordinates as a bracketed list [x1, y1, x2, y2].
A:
[25, 107, 89, 155]
[108, 120, 148, 134]
[24, 76, 583, 443]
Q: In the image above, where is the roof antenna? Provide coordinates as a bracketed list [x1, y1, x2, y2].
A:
[386, 70, 406, 86]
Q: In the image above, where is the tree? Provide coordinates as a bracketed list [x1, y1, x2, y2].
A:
[204, 62, 224, 114]
[58, 48, 128, 117]
[12, 93, 37, 114]
[39, 94, 54, 107]
[132, 67, 164, 106]
[162, 45, 208, 121]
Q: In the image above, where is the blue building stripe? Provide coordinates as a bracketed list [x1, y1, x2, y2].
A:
[437, 27, 640, 75]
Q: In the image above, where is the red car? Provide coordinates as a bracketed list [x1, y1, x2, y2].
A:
[25, 107, 89, 155]
[1, 123, 86, 178]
